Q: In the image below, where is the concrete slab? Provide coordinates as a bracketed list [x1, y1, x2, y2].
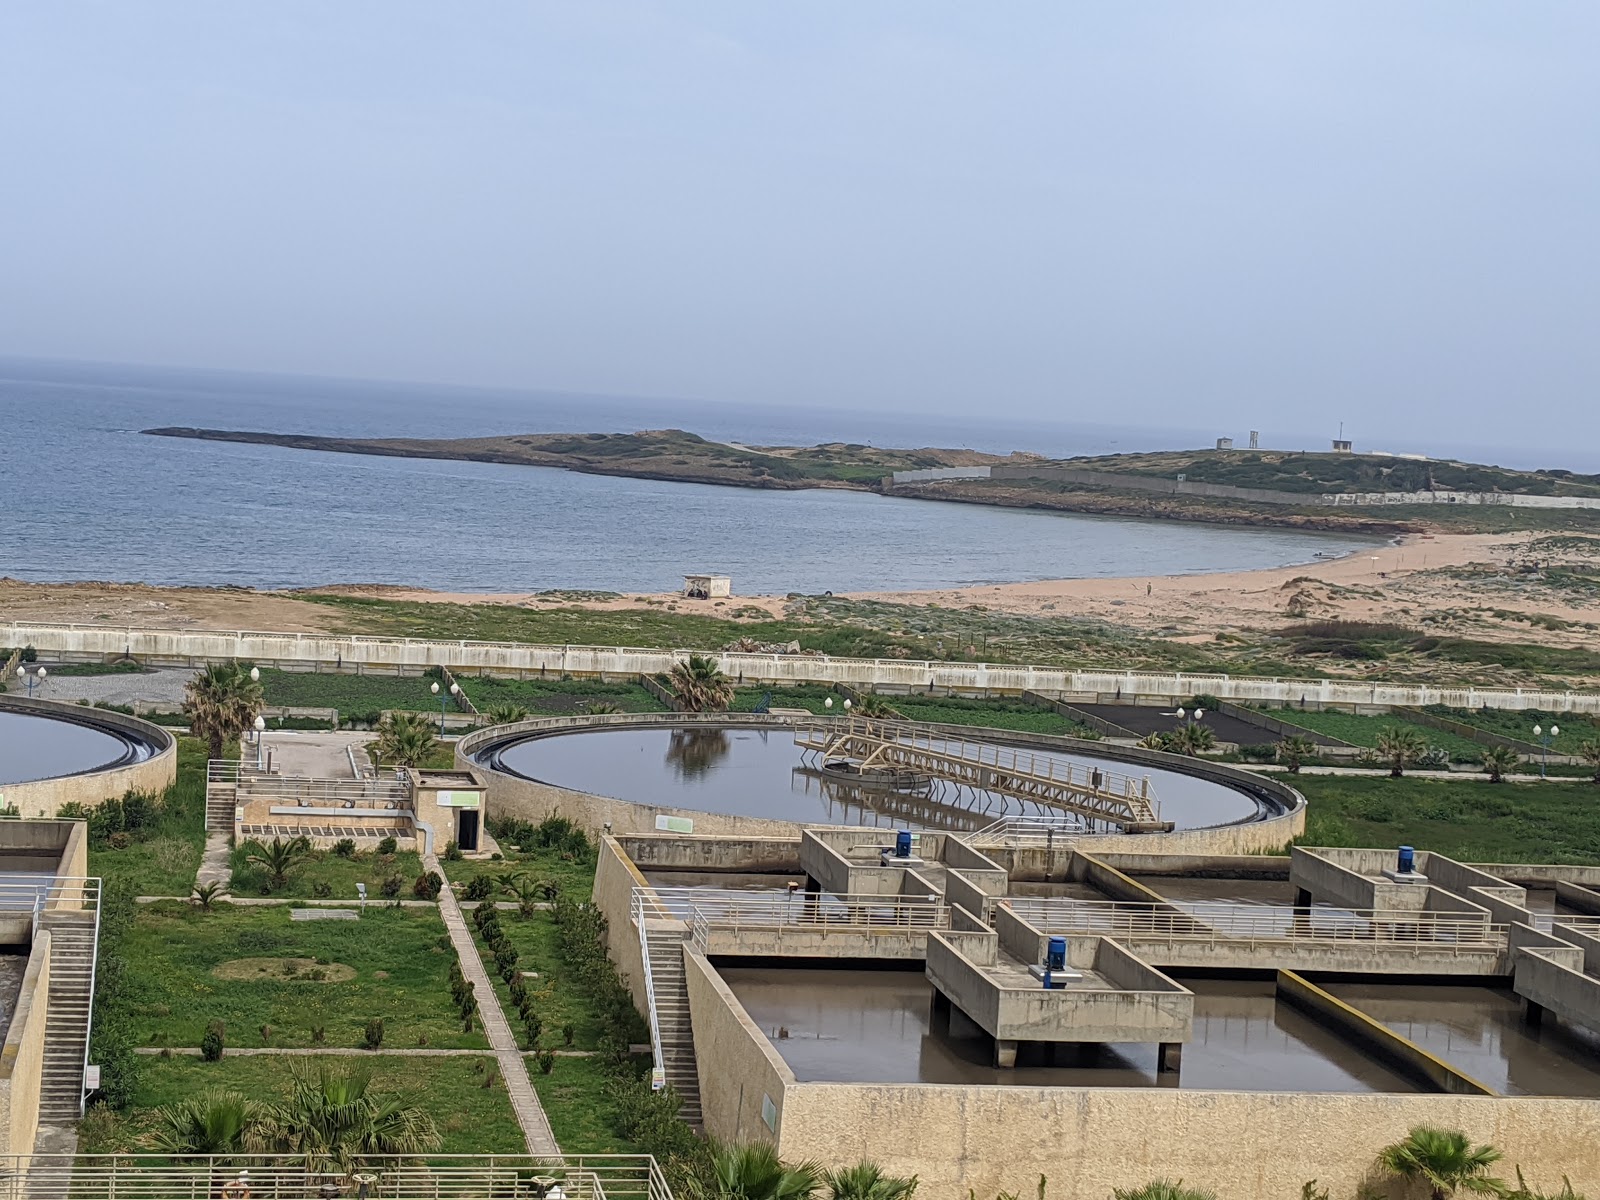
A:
[289, 908, 359, 921]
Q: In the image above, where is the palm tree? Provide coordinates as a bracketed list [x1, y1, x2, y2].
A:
[667, 654, 734, 713]
[825, 1162, 918, 1199]
[254, 1062, 441, 1174]
[1111, 1184, 1217, 1200]
[142, 1088, 262, 1157]
[182, 661, 265, 761]
[690, 1142, 824, 1200]
[666, 728, 732, 778]
[1480, 746, 1521, 784]
[373, 711, 438, 768]
[854, 695, 900, 720]
[244, 835, 311, 890]
[1577, 737, 1600, 785]
[1170, 724, 1217, 756]
[1376, 1126, 1505, 1200]
[1276, 735, 1316, 774]
[1376, 726, 1428, 777]
[500, 871, 545, 917]
[483, 703, 529, 726]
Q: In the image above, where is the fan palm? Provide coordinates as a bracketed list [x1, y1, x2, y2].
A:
[143, 1087, 262, 1157]
[253, 1062, 442, 1174]
[1479, 745, 1521, 784]
[1276, 735, 1316, 774]
[1577, 737, 1600, 785]
[182, 660, 265, 761]
[825, 1161, 918, 1199]
[243, 835, 311, 890]
[1170, 724, 1217, 756]
[667, 654, 734, 713]
[1376, 726, 1428, 777]
[1375, 1126, 1505, 1200]
[500, 871, 545, 917]
[854, 695, 899, 720]
[666, 728, 732, 778]
[691, 1142, 824, 1200]
[1111, 1184, 1217, 1200]
[484, 703, 529, 726]
[373, 711, 438, 768]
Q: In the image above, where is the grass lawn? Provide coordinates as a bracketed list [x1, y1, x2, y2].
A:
[229, 843, 426, 900]
[79, 1054, 526, 1155]
[456, 676, 667, 715]
[124, 902, 488, 1050]
[257, 669, 451, 719]
[468, 908, 607, 1051]
[1424, 705, 1600, 755]
[1297, 774, 1600, 864]
[530, 1054, 645, 1154]
[1266, 709, 1485, 757]
[87, 738, 209, 896]
[892, 695, 1089, 736]
[443, 845, 597, 903]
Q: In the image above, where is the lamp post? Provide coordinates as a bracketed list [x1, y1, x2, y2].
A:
[431, 681, 445, 734]
[253, 715, 266, 769]
[1533, 723, 1559, 779]
[17, 666, 46, 698]
[249, 666, 259, 683]
[824, 697, 833, 713]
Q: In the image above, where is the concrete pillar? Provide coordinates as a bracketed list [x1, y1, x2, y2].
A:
[1525, 998, 1545, 1028]
[1294, 887, 1313, 910]
[929, 988, 951, 1032]
[1159, 1042, 1183, 1076]
[994, 1038, 1018, 1069]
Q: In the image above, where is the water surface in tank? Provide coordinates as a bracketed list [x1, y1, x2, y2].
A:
[483, 727, 1265, 832]
[0, 709, 149, 785]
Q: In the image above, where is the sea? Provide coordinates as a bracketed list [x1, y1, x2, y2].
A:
[0, 356, 1401, 595]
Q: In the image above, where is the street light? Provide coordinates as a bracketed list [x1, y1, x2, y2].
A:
[252, 715, 266, 768]
[824, 697, 833, 711]
[431, 681, 445, 734]
[1533, 723, 1559, 779]
[18, 666, 47, 698]
[249, 666, 260, 683]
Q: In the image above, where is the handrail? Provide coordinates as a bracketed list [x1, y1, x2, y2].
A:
[999, 898, 1506, 949]
[964, 814, 1085, 847]
[632, 890, 666, 1083]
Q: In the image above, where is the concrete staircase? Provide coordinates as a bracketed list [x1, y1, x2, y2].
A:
[38, 909, 98, 1124]
[643, 923, 702, 1126]
[205, 780, 237, 835]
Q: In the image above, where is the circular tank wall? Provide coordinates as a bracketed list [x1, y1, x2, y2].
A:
[0, 697, 177, 816]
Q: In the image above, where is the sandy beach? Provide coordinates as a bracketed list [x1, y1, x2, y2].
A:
[2, 531, 1595, 648]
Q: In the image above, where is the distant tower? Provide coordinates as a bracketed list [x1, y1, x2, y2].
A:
[1249, 430, 1259, 450]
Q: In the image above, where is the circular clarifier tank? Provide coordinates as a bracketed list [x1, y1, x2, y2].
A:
[474, 724, 1281, 832]
[0, 707, 158, 785]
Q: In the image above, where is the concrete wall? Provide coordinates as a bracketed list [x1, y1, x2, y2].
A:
[592, 836, 653, 1015]
[0, 932, 49, 1157]
[773, 1084, 1600, 1199]
[616, 834, 802, 875]
[685, 949, 793, 1148]
[0, 697, 177, 818]
[14, 620, 1600, 714]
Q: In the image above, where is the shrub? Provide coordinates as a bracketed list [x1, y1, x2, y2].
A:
[443, 840, 463, 862]
[464, 876, 495, 902]
[332, 838, 356, 858]
[377, 836, 398, 856]
[413, 871, 444, 901]
[525, 1013, 544, 1048]
[379, 874, 403, 899]
[201, 1022, 224, 1062]
[1239, 744, 1277, 762]
[312, 881, 333, 899]
[537, 1050, 556, 1074]
[364, 1017, 385, 1050]
[562, 1023, 574, 1047]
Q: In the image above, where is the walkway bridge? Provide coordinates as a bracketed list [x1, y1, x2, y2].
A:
[795, 717, 1169, 831]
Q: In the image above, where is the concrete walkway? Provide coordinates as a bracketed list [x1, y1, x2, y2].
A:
[427, 850, 559, 1155]
[136, 1046, 601, 1057]
[260, 731, 374, 778]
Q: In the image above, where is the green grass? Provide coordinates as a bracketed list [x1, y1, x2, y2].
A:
[467, 908, 607, 1051]
[33, 660, 150, 677]
[891, 695, 1086, 735]
[78, 1054, 526, 1155]
[730, 685, 843, 714]
[87, 738, 209, 896]
[257, 669, 448, 718]
[123, 902, 488, 1050]
[1423, 705, 1600, 754]
[229, 844, 426, 900]
[1264, 709, 1485, 757]
[1297, 774, 1600, 863]
[530, 1054, 645, 1154]
[456, 676, 667, 715]
[442, 844, 598, 903]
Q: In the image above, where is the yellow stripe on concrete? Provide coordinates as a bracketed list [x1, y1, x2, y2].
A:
[1275, 969, 1498, 1097]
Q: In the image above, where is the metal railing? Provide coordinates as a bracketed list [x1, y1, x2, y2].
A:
[209, 760, 412, 808]
[631, 890, 667, 1084]
[998, 898, 1508, 950]
[963, 814, 1085, 848]
[0, 1154, 674, 1200]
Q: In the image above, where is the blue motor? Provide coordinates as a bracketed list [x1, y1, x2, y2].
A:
[1397, 845, 1415, 874]
[894, 830, 913, 859]
[1046, 936, 1066, 972]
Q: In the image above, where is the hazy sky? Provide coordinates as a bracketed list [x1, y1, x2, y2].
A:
[4, 3, 1597, 454]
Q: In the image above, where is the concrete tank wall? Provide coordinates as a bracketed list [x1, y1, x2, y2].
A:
[0, 697, 177, 817]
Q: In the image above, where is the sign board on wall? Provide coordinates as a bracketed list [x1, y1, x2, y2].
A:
[761, 1094, 778, 1132]
[434, 790, 482, 809]
[655, 815, 694, 833]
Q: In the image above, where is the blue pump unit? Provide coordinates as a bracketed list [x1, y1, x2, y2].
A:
[894, 830, 913, 859]
[1397, 845, 1415, 874]
[1046, 936, 1066, 972]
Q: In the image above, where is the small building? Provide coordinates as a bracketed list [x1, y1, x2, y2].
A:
[409, 769, 487, 853]
[683, 574, 731, 600]
[1214, 437, 1234, 451]
[1331, 439, 1353, 454]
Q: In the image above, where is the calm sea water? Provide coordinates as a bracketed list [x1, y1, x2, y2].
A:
[0, 357, 1386, 593]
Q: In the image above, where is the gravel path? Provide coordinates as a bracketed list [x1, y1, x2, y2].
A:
[28, 667, 195, 707]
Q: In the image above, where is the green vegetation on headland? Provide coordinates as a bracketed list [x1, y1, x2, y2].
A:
[143, 425, 1600, 535]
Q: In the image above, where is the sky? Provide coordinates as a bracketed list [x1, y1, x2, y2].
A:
[3, 3, 1598, 456]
